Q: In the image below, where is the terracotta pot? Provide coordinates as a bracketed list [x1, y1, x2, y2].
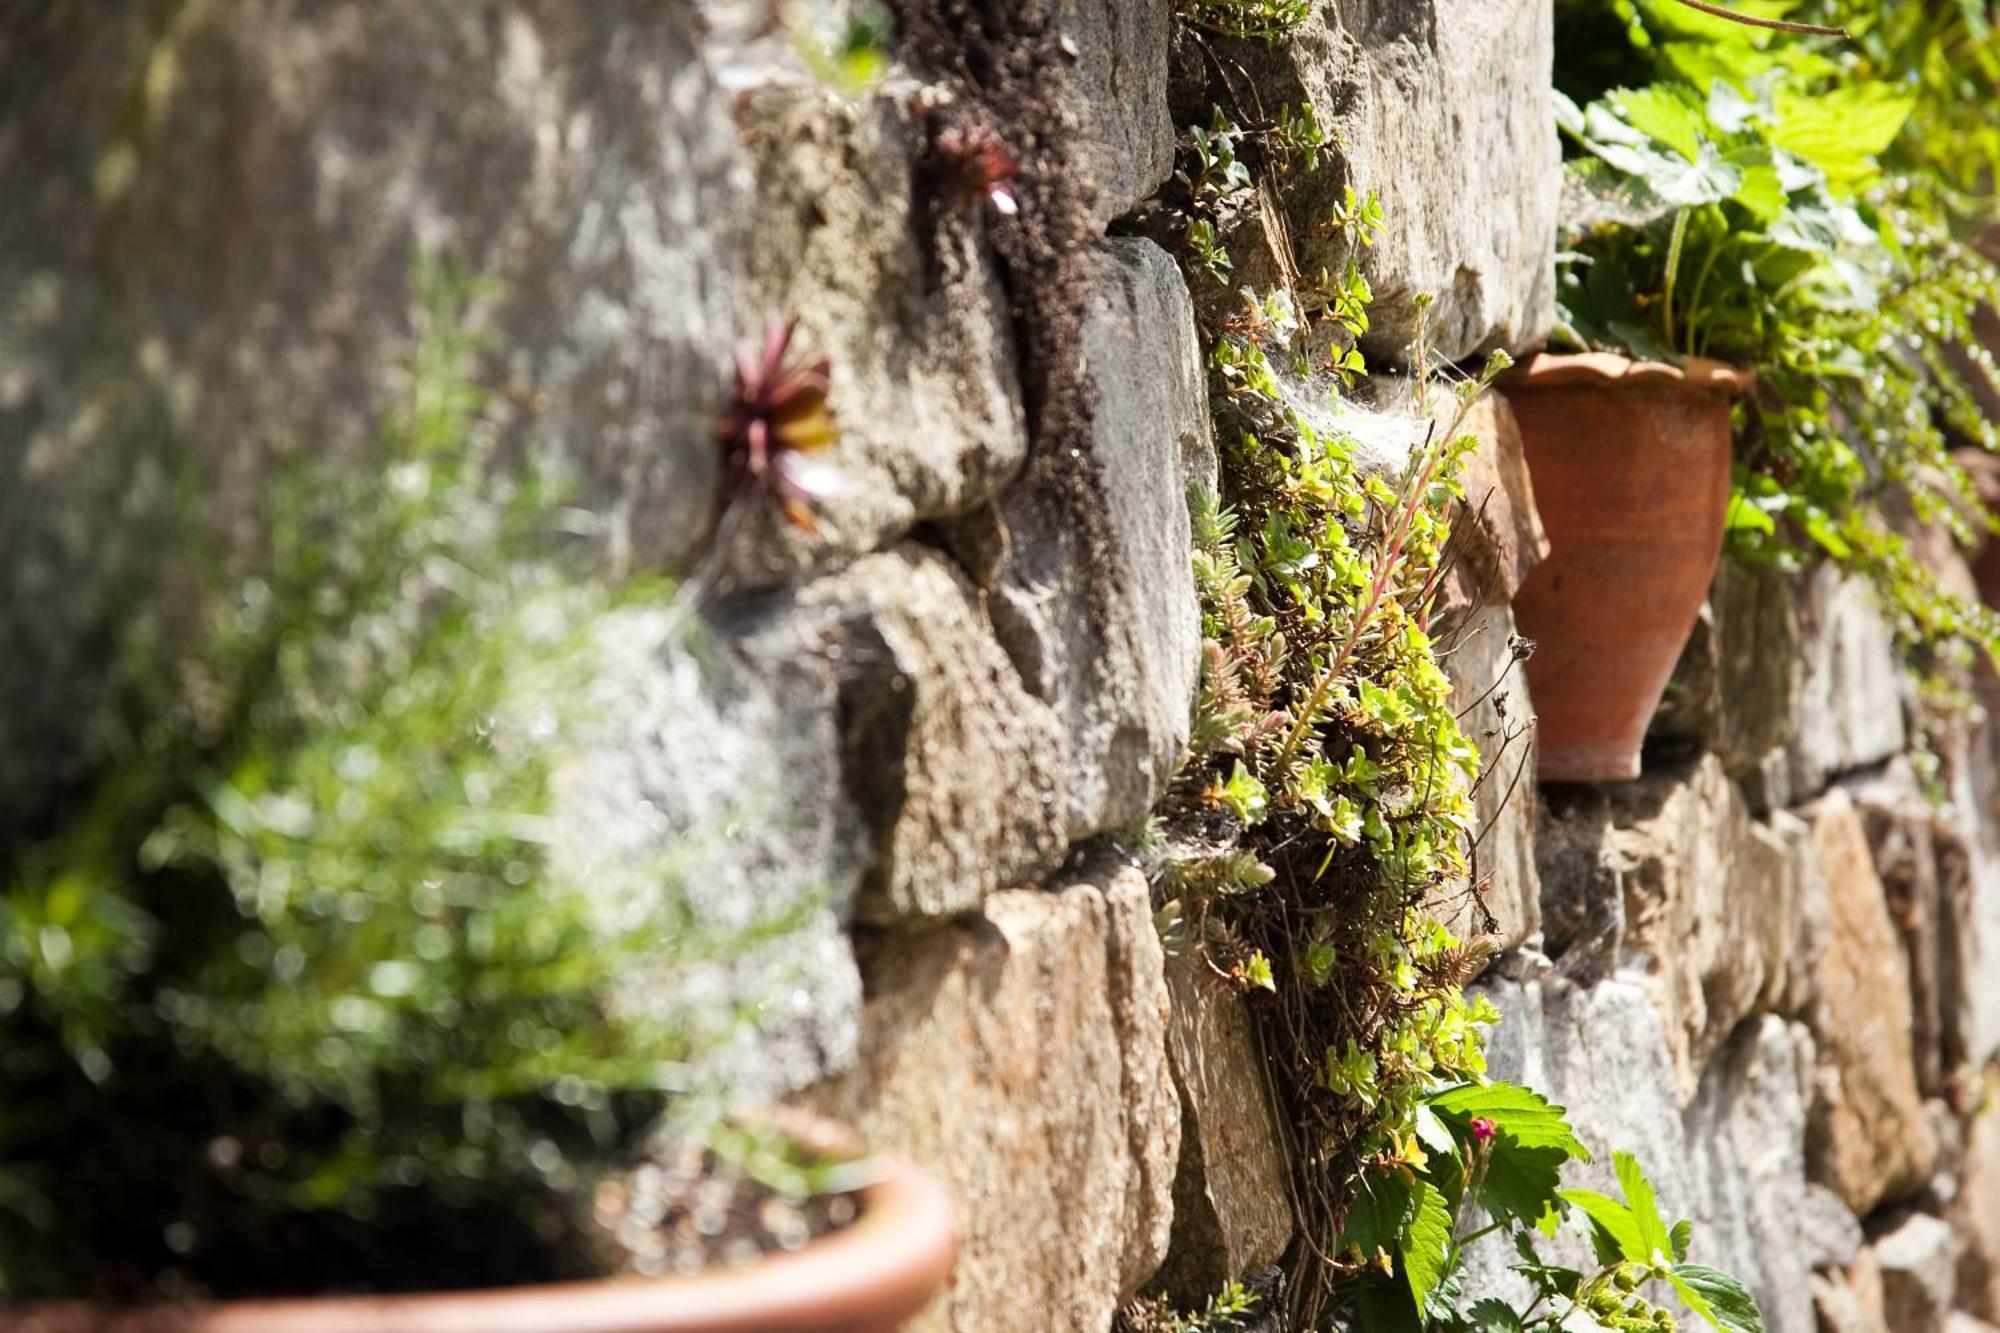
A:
[1502, 352, 1752, 783]
[5, 1154, 956, 1333]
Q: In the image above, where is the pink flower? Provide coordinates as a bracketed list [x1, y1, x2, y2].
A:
[1469, 1117, 1497, 1144]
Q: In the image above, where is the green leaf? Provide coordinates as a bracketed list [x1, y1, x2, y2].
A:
[1670, 1217, 1693, 1263]
[1479, 1139, 1572, 1233]
[1614, 1151, 1673, 1260]
[1559, 1188, 1647, 1262]
[1340, 1170, 1414, 1258]
[1466, 1298, 1526, 1333]
[1771, 85, 1913, 189]
[1668, 1262, 1766, 1333]
[1347, 1276, 1424, 1333]
[1429, 1082, 1590, 1157]
[1610, 84, 1712, 163]
[1400, 1175, 1454, 1311]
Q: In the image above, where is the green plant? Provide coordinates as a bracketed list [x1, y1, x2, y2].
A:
[1178, 0, 1312, 40]
[0, 267, 787, 1296]
[1339, 1081, 1763, 1332]
[1550, 0, 2000, 667]
[1121, 1279, 1264, 1333]
[789, 0, 895, 95]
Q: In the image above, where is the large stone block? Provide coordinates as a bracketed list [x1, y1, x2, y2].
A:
[1869, 1210, 1963, 1333]
[1784, 564, 1908, 798]
[956, 238, 1211, 843]
[1681, 1017, 1820, 1333]
[1533, 757, 1795, 1097]
[1845, 763, 1950, 1094]
[1797, 791, 1937, 1215]
[801, 546, 1069, 922]
[1155, 953, 1295, 1301]
[809, 866, 1180, 1333]
[1440, 602, 1541, 952]
[553, 599, 866, 1100]
[1954, 1104, 2000, 1322]
[726, 75, 1032, 584]
[0, 4, 1042, 836]
[1458, 966, 1692, 1308]
[1606, 757, 1798, 1099]
[1650, 558, 1802, 789]
[1173, 0, 1560, 363]
[1058, 0, 1175, 224]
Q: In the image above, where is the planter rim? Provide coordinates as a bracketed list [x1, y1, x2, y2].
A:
[7, 1152, 958, 1333]
[1504, 350, 1754, 397]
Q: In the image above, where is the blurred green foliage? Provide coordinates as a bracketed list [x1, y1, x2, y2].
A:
[0, 265, 714, 1295]
[1552, 0, 2000, 668]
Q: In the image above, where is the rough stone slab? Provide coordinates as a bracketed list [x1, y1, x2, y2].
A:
[1058, 0, 1175, 224]
[807, 866, 1179, 1333]
[1934, 697, 2000, 1073]
[1651, 558, 1803, 789]
[1447, 393, 1550, 609]
[1439, 602, 1541, 952]
[1681, 1016, 1819, 1333]
[1845, 762, 1950, 1094]
[801, 545, 1069, 922]
[1155, 953, 1295, 1301]
[1457, 965, 1693, 1308]
[726, 76, 1031, 585]
[1174, 0, 1560, 363]
[1798, 791, 1937, 1215]
[1605, 757, 1799, 1100]
[1532, 757, 1795, 1096]
[1814, 1253, 1891, 1333]
[1869, 1210, 1963, 1333]
[1954, 1104, 2000, 1322]
[1784, 564, 1908, 797]
[553, 600, 865, 1099]
[956, 238, 1211, 843]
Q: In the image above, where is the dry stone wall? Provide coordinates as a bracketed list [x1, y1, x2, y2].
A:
[7, 3, 2000, 1331]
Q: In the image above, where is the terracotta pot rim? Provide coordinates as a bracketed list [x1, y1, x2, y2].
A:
[7, 1151, 958, 1333]
[1504, 350, 1754, 397]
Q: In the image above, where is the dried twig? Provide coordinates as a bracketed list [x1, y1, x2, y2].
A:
[1669, 0, 1848, 38]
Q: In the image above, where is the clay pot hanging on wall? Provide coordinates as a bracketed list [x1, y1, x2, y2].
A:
[1502, 352, 1753, 783]
[6, 1133, 957, 1333]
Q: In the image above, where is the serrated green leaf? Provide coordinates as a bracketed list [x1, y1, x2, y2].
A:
[1340, 1169, 1414, 1258]
[1614, 1151, 1672, 1260]
[1670, 1217, 1693, 1262]
[1478, 1139, 1571, 1233]
[1428, 1082, 1590, 1158]
[1668, 1262, 1765, 1333]
[1610, 84, 1712, 163]
[1560, 1188, 1647, 1262]
[1466, 1298, 1526, 1332]
[1400, 1175, 1454, 1310]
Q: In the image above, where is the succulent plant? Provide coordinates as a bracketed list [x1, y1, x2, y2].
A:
[933, 124, 1020, 217]
[719, 318, 837, 531]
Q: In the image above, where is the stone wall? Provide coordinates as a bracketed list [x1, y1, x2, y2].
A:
[6, 4, 2000, 1331]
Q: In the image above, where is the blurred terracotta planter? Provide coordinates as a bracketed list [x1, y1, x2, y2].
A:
[1503, 352, 1752, 783]
[6, 1152, 956, 1333]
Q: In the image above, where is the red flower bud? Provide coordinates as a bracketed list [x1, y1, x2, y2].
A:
[1469, 1117, 1497, 1143]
